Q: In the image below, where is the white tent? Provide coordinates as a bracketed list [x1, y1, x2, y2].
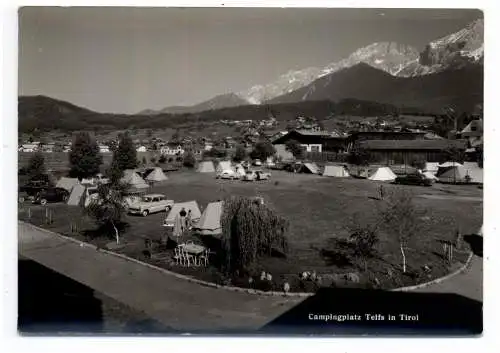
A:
[164, 201, 202, 227]
[463, 162, 483, 184]
[145, 167, 168, 183]
[67, 184, 86, 206]
[234, 164, 246, 178]
[437, 165, 470, 184]
[120, 171, 149, 190]
[194, 201, 223, 236]
[323, 165, 350, 177]
[56, 177, 80, 192]
[300, 162, 320, 174]
[368, 167, 397, 182]
[197, 161, 215, 173]
[66, 184, 98, 207]
[216, 161, 232, 173]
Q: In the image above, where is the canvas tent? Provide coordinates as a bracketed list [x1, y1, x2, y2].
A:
[194, 201, 223, 236]
[323, 165, 350, 177]
[463, 162, 483, 184]
[120, 170, 149, 190]
[197, 161, 215, 173]
[299, 162, 320, 174]
[56, 177, 80, 192]
[216, 161, 232, 173]
[437, 165, 470, 184]
[67, 184, 86, 206]
[164, 201, 202, 227]
[234, 164, 246, 178]
[145, 167, 168, 183]
[66, 184, 98, 207]
[368, 167, 397, 182]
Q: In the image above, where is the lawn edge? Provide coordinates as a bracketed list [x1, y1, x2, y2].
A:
[20, 221, 474, 297]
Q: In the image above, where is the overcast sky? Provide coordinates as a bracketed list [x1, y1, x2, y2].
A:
[18, 7, 482, 114]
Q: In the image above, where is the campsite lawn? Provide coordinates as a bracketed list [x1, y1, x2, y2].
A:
[19, 170, 483, 291]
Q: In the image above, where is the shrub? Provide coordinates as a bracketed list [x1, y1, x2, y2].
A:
[344, 213, 380, 272]
[158, 155, 167, 164]
[183, 152, 196, 168]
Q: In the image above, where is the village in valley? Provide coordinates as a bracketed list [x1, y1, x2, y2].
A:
[17, 8, 484, 335]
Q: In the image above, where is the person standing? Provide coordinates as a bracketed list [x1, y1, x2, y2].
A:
[186, 209, 193, 230]
[179, 207, 187, 233]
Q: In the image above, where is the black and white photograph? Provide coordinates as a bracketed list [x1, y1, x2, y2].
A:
[13, 5, 485, 336]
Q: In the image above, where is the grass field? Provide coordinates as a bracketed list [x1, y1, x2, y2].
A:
[18, 170, 482, 292]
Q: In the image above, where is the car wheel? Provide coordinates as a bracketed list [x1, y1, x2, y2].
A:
[40, 199, 47, 206]
[142, 210, 149, 217]
[165, 206, 172, 212]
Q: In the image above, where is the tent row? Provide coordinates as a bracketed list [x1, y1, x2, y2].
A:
[56, 167, 171, 207]
[197, 160, 246, 178]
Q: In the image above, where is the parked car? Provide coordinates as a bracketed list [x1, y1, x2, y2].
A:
[20, 179, 52, 197]
[33, 187, 70, 205]
[253, 159, 262, 166]
[128, 194, 174, 217]
[394, 174, 432, 186]
[243, 170, 271, 181]
[216, 169, 239, 180]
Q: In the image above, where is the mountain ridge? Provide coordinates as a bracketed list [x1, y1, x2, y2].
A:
[266, 62, 483, 113]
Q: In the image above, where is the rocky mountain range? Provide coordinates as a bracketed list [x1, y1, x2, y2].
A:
[266, 62, 483, 113]
[143, 18, 483, 114]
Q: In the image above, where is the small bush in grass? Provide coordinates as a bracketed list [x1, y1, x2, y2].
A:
[274, 181, 279, 186]
[168, 157, 173, 163]
[344, 213, 380, 272]
[158, 155, 167, 164]
[183, 152, 196, 168]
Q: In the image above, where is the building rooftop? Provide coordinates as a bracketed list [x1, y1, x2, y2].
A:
[356, 139, 467, 150]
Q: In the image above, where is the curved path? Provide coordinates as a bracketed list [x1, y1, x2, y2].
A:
[414, 253, 482, 302]
[18, 222, 303, 332]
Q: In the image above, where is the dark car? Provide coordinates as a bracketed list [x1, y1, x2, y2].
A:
[33, 187, 70, 205]
[394, 173, 432, 187]
[20, 180, 52, 197]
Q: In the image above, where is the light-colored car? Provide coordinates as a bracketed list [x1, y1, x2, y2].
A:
[253, 159, 262, 166]
[128, 194, 174, 217]
[243, 170, 271, 181]
[216, 169, 239, 180]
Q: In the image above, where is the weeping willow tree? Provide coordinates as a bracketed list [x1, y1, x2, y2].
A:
[221, 196, 289, 274]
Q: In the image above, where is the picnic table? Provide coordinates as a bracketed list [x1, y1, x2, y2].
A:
[180, 243, 206, 255]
